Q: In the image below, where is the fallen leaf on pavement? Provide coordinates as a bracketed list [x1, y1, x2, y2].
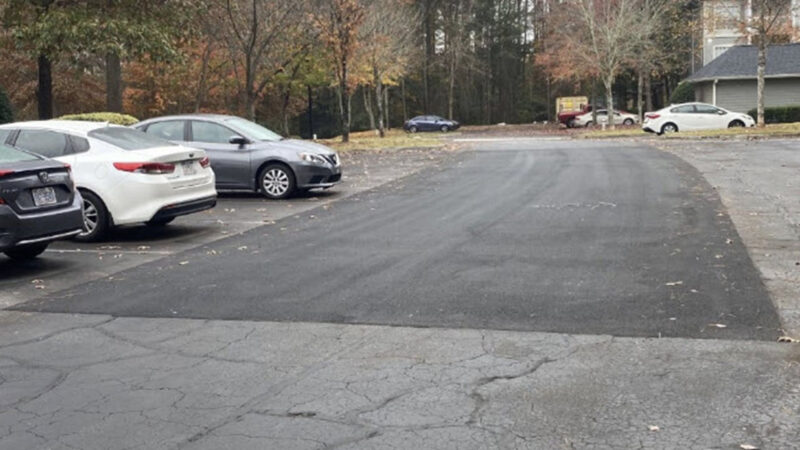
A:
[665, 281, 683, 286]
[647, 425, 660, 432]
[31, 279, 43, 284]
[179, 261, 189, 265]
[777, 336, 798, 343]
[740, 445, 759, 450]
[709, 323, 727, 328]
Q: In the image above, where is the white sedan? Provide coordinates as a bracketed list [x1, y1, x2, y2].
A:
[574, 109, 638, 127]
[643, 102, 755, 135]
[0, 121, 217, 241]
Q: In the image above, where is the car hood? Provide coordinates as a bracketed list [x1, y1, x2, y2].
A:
[250, 139, 336, 155]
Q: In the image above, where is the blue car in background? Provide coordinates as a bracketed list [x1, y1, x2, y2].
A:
[403, 115, 460, 133]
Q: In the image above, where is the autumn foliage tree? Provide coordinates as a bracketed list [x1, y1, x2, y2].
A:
[314, 0, 366, 142]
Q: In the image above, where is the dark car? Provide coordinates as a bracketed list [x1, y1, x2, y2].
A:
[134, 115, 341, 199]
[403, 115, 460, 133]
[0, 144, 83, 260]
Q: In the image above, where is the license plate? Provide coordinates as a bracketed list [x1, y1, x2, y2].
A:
[32, 187, 57, 206]
[182, 161, 196, 176]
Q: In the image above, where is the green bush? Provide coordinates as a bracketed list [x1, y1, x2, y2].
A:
[0, 87, 13, 124]
[669, 82, 695, 104]
[58, 112, 139, 126]
[746, 105, 800, 124]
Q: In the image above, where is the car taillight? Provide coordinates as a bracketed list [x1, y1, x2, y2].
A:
[113, 162, 175, 174]
[63, 163, 71, 173]
[199, 156, 210, 168]
[645, 114, 660, 120]
[0, 170, 14, 178]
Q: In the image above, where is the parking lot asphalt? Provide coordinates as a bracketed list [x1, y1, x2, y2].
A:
[0, 147, 451, 309]
[11, 140, 781, 340]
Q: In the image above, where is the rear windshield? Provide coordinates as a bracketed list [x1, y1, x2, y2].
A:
[0, 144, 40, 163]
[88, 127, 173, 150]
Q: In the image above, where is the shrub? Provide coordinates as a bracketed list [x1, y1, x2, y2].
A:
[746, 105, 800, 124]
[0, 87, 13, 124]
[669, 82, 695, 104]
[58, 112, 139, 126]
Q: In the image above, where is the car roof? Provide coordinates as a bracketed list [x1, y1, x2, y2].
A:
[0, 120, 121, 136]
[137, 114, 237, 125]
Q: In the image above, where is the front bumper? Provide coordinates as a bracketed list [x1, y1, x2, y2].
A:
[0, 193, 84, 251]
[294, 163, 342, 189]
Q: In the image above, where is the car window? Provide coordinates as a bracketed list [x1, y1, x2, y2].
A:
[597, 111, 608, 116]
[0, 129, 11, 145]
[695, 104, 721, 114]
[671, 105, 696, 113]
[145, 121, 185, 141]
[69, 135, 90, 154]
[0, 144, 39, 162]
[89, 127, 173, 151]
[223, 117, 283, 142]
[15, 130, 69, 158]
[411, 116, 425, 121]
[192, 121, 236, 144]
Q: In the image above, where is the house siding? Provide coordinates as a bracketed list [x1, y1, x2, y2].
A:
[693, 78, 800, 112]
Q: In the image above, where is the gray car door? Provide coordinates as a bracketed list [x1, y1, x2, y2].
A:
[188, 120, 251, 189]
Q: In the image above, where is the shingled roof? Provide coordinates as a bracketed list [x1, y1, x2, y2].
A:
[687, 43, 800, 82]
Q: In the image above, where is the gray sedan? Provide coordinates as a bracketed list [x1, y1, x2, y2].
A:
[134, 114, 341, 199]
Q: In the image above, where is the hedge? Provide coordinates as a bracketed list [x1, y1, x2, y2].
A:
[669, 82, 695, 104]
[746, 106, 800, 124]
[58, 112, 139, 126]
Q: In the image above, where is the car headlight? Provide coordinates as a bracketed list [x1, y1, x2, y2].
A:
[299, 152, 327, 165]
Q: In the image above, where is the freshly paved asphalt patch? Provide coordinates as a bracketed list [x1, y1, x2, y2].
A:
[13, 140, 781, 340]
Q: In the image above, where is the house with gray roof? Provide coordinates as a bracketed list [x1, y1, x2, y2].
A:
[687, 44, 800, 113]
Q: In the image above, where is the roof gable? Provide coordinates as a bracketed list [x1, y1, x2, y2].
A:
[687, 44, 800, 82]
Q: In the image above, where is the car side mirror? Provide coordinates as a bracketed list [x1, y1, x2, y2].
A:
[718, 110, 727, 115]
[229, 135, 249, 147]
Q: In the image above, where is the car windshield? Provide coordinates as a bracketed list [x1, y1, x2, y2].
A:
[224, 117, 283, 142]
[89, 127, 173, 150]
[0, 144, 39, 162]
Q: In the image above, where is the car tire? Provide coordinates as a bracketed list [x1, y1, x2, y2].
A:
[567, 118, 576, 128]
[4, 243, 48, 261]
[623, 118, 634, 125]
[660, 123, 678, 135]
[585, 121, 593, 128]
[728, 120, 744, 128]
[146, 217, 175, 227]
[409, 126, 418, 133]
[440, 125, 449, 132]
[259, 163, 296, 200]
[75, 190, 109, 242]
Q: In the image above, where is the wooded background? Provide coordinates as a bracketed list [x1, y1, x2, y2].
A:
[0, 0, 701, 138]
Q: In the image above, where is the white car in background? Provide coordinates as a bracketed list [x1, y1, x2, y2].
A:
[574, 109, 638, 127]
[0, 121, 217, 241]
[643, 102, 755, 135]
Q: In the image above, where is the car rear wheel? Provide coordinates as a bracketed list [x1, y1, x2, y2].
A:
[585, 121, 593, 128]
[660, 123, 678, 134]
[623, 118, 634, 125]
[76, 190, 109, 242]
[259, 164, 296, 200]
[408, 125, 418, 133]
[4, 243, 48, 261]
[728, 120, 744, 128]
[440, 125, 450, 132]
[567, 118, 576, 128]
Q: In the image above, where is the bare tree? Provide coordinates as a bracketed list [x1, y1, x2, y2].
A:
[548, 0, 664, 129]
[219, 0, 308, 121]
[359, 0, 418, 137]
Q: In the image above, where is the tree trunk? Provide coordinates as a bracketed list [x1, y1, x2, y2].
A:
[637, 71, 644, 122]
[37, 54, 53, 120]
[384, 86, 389, 130]
[591, 79, 598, 124]
[307, 85, 314, 139]
[604, 76, 615, 130]
[281, 88, 291, 136]
[756, 39, 766, 127]
[362, 86, 376, 130]
[644, 72, 652, 112]
[194, 44, 213, 112]
[106, 52, 123, 113]
[375, 76, 385, 137]
[401, 78, 408, 122]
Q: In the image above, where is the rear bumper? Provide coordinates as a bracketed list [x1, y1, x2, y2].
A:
[294, 163, 342, 189]
[150, 195, 217, 222]
[0, 194, 84, 251]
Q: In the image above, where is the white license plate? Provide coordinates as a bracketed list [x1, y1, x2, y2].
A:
[182, 161, 196, 176]
[32, 187, 57, 206]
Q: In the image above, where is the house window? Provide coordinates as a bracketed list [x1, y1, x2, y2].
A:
[713, 45, 733, 59]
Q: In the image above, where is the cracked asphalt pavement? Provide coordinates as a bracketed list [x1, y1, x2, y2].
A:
[1, 139, 799, 449]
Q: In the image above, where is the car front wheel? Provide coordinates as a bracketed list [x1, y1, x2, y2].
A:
[259, 164, 296, 200]
[4, 243, 48, 261]
[440, 125, 450, 132]
[408, 125, 418, 133]
[728, 120, 744, 128]
[76, 190, 109, 242]
[623, 118, 634, 125]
